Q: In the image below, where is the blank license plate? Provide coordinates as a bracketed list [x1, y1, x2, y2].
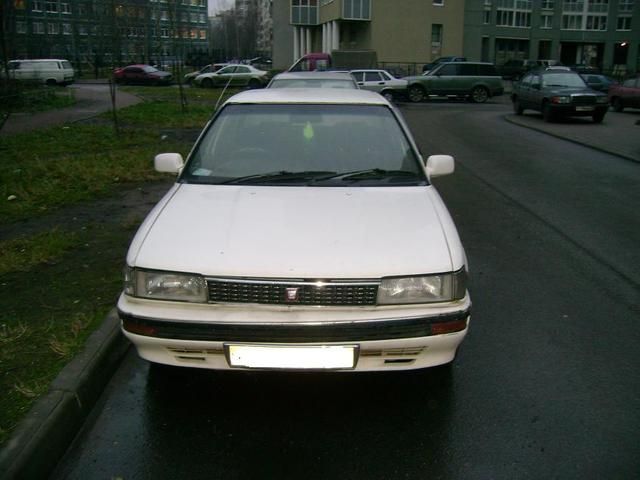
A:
[576, 106, 594, 111]
[227, 344, 357, 369]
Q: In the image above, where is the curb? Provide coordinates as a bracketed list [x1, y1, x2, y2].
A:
[504, 114, 640, 164]
[0, 310, 129, 480]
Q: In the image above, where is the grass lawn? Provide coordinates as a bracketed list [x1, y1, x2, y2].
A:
[0, 84, 240, 446]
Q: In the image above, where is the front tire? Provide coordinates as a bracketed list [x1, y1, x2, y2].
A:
[542, 102, 555, 122]
[202, 78, 213, 89]
[512, 97, 524, 115]
[612, 97, 624, 112]
[470, 86, 489, 103]
[408, 85, 426, 103]
[381, 90, 395, 102]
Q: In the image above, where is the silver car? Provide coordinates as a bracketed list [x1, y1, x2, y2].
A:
[267, 71, 358, 89]
[351, 69, 408, 101]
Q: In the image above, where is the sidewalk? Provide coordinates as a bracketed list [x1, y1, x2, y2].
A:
[0, 82, 141, 137]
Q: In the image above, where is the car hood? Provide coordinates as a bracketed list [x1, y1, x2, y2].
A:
[130, 184, 455, 279]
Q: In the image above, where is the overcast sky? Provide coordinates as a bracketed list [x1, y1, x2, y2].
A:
[208, 0, 234, 15]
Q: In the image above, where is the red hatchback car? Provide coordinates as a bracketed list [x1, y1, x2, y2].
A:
[608, 76, 640, 112]
[113, 64, 173, 85]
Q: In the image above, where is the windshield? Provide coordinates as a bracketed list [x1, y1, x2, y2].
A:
[542, 73, 587, 88]
[269, 79, 356, 89]
[182, 104, 426, 186]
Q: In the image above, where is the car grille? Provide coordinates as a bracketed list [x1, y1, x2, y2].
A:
[572, 94, 596, 105]
[207, 278, 379, 306]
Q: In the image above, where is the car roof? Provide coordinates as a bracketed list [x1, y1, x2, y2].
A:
[225, 88, 388, 106]
[271, 71, 355, 80]
[438, 61, 494, 66]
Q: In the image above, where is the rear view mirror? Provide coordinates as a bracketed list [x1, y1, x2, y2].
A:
[154, 153, 184, 174]
[425, 155, 455, 177]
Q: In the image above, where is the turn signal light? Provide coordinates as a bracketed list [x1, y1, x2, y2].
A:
[122, 318, 157, 337]
[431, 318, 468, 335]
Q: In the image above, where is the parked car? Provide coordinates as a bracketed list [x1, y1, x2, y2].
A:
[511, 68, 609, 123]
[113, 64, 172, 85]
[569, 64, 600, 74]
[350, 69, 408, 101]
[422, 56, 466, 74]
[119, 88, 471, 373]
[497, 59, 560, 80]
[405, 62, 504, 103]
[3, 59, 75, 86]
[267, 71, 358, 89]
[193, 64, 268, 88]
[581, 74, 618, 93]
[608, 76, 640, 112]
[183, 63, 228, 84]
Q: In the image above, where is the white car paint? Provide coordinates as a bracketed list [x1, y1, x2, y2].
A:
[119, 89, 470, 372]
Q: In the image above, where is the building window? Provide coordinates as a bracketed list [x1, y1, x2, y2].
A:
[199, 13, 206, 23]
[292, 0, 319, 25]
[79, 25, 88, 35]
[45, 1, 57, 13]
[562, 0, 608, 30]
[33, 21, 44, 33]
[47, 22, 59, 34]
[78, 4, 85, 15]
[16, 21, 27, 33]
[61, 2, 70, 14]
[618, 0, 634, 12]
[484, 9, 492, 23]
[616, 15, 631, 30]
[541, 0, 554, 8]
[431, 23, 442, 57]
[32, 0, 43, 11]
[540, 13, 553, 28]
[199, 29, 207, 39]
[433, 0, 444, 5]
[62, 23, 71, 34]
[342, 0, 371, 20]
[161, 10, 168, 20]
[496, 0, 532, 28]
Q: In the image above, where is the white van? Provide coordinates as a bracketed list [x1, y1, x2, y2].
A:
[6, 59, 75, 86]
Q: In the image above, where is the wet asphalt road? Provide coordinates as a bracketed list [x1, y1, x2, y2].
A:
[52, 101, 640, 479]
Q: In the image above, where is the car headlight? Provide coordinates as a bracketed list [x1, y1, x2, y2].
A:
[124, 267, 207, 302]
[377, 270, 467, 305]
[551, 96, 571, 104]
[596, 96, 609, 104]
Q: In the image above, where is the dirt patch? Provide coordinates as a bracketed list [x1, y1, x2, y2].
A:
[1, 180, 173, 242]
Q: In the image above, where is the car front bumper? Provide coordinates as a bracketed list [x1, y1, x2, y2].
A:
[549, 104, 608, 116]
[118, 293, 471, 372]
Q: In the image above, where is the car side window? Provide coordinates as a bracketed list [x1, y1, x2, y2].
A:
[531, 75, 541, 88]
[520, 74, 532, 87]
[459, 64, 478, 76]
[364, 72, 382, 82]
[201, 66, 211, 73]
[351, 72, 364, 82]
[236, 66, 250, 73]
[380, 71, 393, 81]
[438, 64, 459, 76]
[218, 66, 236, 74]
[622, 79, 635, 87]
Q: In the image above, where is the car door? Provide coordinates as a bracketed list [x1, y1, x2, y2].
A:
[428, 64, 460, 96]
[231, 65, 252, 86]
[361, 71, 384, 93]
[515, 73, 533, 107]
[124, 67, 143, 84]
[630, 78, 640, 108]
[213, 65, 237, 86]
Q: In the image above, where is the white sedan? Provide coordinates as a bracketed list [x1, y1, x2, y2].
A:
[119, 89, 471, 372]
[193, 64, 268, 89]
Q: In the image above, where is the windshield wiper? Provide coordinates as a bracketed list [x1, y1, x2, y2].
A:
[218, 170, 337, 185]
[312, 168, 419, 183]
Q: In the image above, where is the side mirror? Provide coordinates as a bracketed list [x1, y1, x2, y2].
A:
[425, 154, 455, 178]
[154, 153, 184, 174]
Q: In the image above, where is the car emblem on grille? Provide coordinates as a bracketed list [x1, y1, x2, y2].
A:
[285, 287, 299, 302]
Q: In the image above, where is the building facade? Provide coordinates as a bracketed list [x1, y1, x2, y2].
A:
[2, 0, 210, 68]
[272, 0, 465, 71]
[464, 0, 639, 75]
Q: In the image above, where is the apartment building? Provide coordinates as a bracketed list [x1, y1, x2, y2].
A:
[464, 0, 639, 74]
[272, 0, 465, 70]
[3, 0, 209, 68]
